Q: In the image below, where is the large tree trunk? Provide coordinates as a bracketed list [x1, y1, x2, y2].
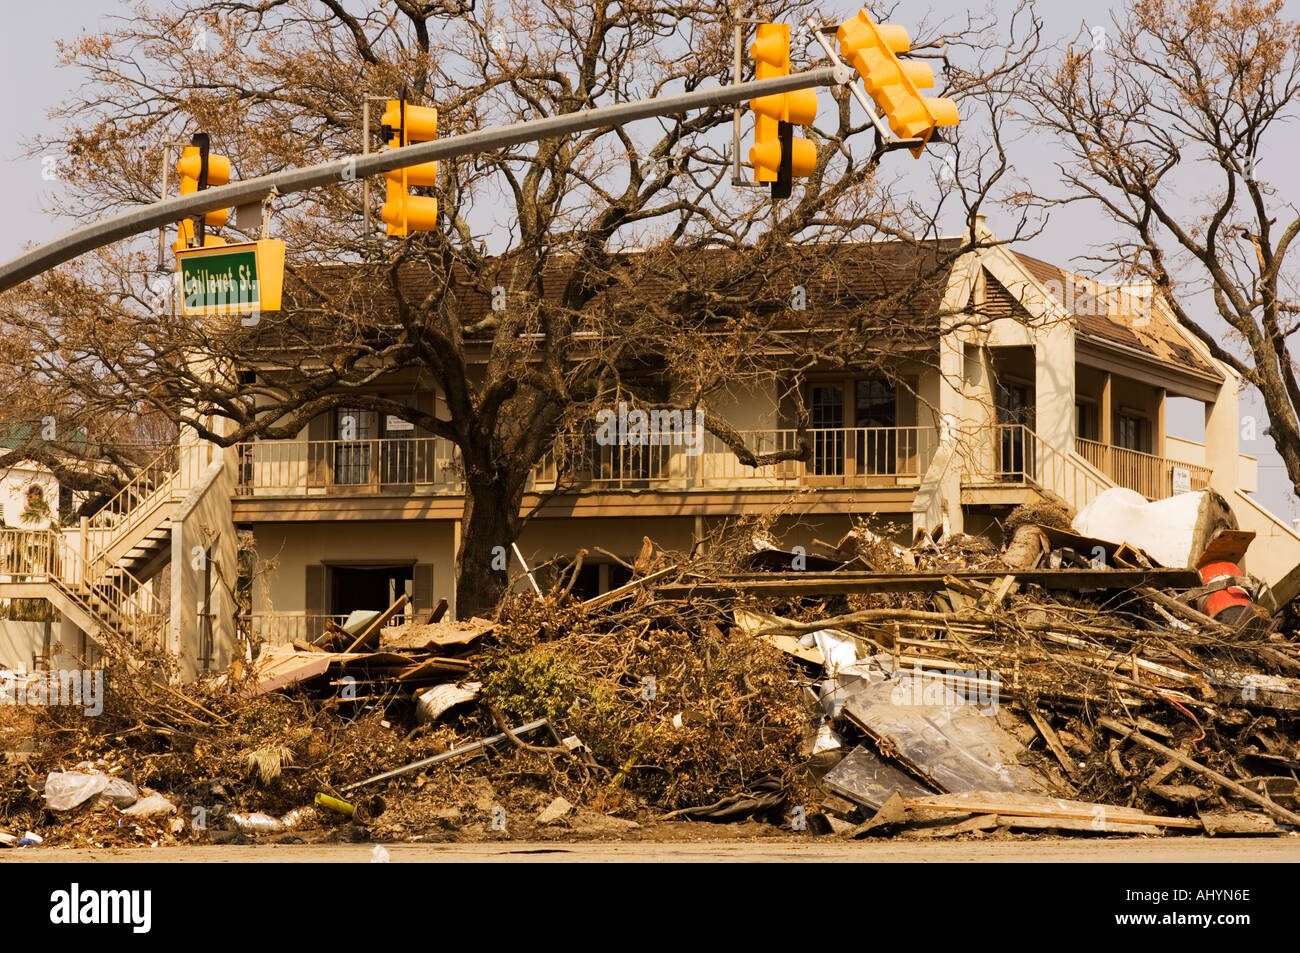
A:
[454, 475, 523, 619]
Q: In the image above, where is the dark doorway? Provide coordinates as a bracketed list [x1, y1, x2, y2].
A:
[330, 565, 413, 616]
[855, 378, 897, 474]
[334, 407, 373, 485]
[811, 385, 845, 476]
[996, 381, 1033, 481]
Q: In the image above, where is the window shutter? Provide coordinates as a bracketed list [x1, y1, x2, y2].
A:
[307, 413, 330, 486]
[305, 564, 326, 641]
[897, 376, 919, 474]
[413, 564, 434, 618]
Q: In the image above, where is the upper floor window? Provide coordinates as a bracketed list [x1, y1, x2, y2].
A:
[1116, 413, 1149, 453]
[1076, 401, 1099, 441]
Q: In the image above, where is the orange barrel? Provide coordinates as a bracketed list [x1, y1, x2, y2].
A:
[1196, 560, 1253, 626]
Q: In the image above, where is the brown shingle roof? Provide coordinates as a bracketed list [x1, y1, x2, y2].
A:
[273, 239, 967, 344]
[1012, 253, 1215, 375]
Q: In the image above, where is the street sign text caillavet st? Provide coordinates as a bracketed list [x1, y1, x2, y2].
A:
[176, 239, 285, 317]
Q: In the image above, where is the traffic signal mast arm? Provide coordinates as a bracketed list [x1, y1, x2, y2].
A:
[0, 64, 848, 292]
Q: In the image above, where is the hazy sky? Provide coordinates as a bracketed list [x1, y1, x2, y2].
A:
[2, 0, 1298, 520]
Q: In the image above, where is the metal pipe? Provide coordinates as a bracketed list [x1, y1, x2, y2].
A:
[339, 718, 551, 792]
[732, 20, 743, 184]
[0, 66, 849, 292]
[362, 98, 370, 237]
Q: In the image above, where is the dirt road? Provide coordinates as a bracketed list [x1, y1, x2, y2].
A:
[4, 837, 1298, 862]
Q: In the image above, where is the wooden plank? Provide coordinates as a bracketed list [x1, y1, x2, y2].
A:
[984, 574, 1018, 611]
[1099, 717, 1300, 827]
[396, 657, 475, 682]
[429, 598, 449, 623]
[583, 566, 676, 611]
[1025, 703, 1080, 782]
[655, 568, 1200, 598]
[901, 790, 1203, 829]
[1136, 586, 1232, 633]
[343, 594, 409, 653]
[1195, 530, 1255, 569]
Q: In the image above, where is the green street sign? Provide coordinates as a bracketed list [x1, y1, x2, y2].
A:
[176, 239, 284, 317]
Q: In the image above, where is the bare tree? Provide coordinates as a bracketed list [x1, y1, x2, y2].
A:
[1, 0, 1039, 615]
[1027, 0, 1300, 492]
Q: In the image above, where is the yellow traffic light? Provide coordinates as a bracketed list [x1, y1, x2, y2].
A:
[379, 99, 439, 236]
[174, 132, 230, 251]
[748, 23, 817, 198]
[837, 9, 958, 157]
[176, 134, 231, 227]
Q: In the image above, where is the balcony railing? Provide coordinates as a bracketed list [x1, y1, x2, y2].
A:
[234, 437, 462, 496]
[244, 611, 412, 647]
[1075, 437, 1212, 500]
[233, 426, 939, 497]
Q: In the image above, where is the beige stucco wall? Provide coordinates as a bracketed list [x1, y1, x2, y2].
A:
[171, 459, 238, 679]
[703, 381, 778, 432]
[251, 519, 457, 616]
[0, 620, 47, 671]
[515, 516, 697, 572]
[1109, 376, 1164, 449]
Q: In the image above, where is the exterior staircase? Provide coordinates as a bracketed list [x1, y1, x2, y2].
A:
[0, 445, 193, 656]
[86, 446, 183, 584]
[0, 527, 168, 653]
[913, 424, 1119, 537]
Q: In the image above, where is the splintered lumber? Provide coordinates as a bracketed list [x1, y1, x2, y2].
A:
[1198, 811, 1284, 836]
[1135, 586, 1232, 634]
[582, 566, 676, 612]
[1025, 703, 1080, 782]
[655, 568, 1200, 599]
[984, 574, 1018, 611]
[344, 594, 410, 652]
[1099, 717, 1300, 827]
[899, 791, 1203, 830]
[395, 656, 474, 682]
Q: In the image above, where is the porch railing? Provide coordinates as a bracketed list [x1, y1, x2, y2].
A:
[961, 424, 1113, 511]
[234, 426, 939, 496]
[244, 611, 411, 647]
[234, 437, 462, 495]
[1075, 437, 1213, 500]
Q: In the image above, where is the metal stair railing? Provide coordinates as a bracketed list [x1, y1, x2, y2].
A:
[0, 528, 168, 652]
[84, 444, 181, 578]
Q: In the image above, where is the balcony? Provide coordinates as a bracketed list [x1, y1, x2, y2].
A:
[1075, 437, 1212, 500]
[233, 427, 939, 498]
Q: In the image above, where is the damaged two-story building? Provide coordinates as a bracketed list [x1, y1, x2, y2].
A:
[5, 219, 1297, 678]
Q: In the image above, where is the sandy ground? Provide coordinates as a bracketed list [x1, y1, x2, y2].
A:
[3, 836, 1298, 862]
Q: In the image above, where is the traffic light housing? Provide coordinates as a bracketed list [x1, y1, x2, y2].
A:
[174, 132, 230, 250]
[379, 99, 439, 236]
[836, 9, 959, 157]
[748, 23, 817, 199]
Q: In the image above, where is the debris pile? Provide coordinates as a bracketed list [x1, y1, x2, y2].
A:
[3, 493, 1300, 846]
